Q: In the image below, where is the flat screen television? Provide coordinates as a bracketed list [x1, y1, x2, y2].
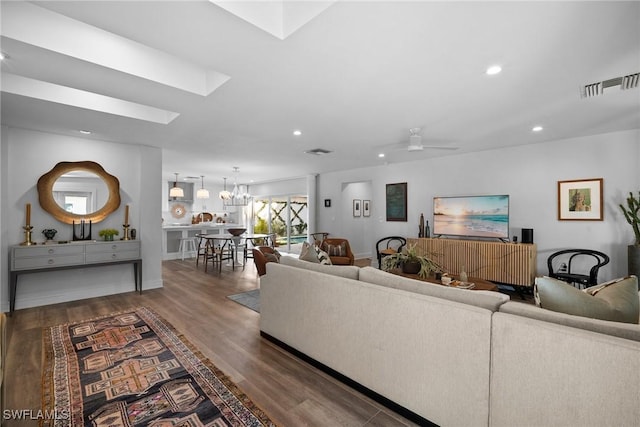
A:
[433, 195, 509, 240]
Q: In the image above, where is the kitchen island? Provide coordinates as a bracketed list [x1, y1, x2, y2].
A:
[162, 223, 243, 260]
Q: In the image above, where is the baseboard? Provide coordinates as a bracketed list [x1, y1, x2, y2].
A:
[260, 331, 438, 427]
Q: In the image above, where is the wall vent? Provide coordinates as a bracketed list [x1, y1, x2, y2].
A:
[581, 72, 639, 98]
[304, 148, 332, 155]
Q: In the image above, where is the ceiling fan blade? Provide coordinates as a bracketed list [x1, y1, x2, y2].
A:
[421, 145, 459, 150]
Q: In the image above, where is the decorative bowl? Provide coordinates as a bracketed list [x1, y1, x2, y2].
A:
[227, 228, 246, 236]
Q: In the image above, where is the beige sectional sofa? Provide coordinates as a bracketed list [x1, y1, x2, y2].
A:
[260, 257, 640, 427]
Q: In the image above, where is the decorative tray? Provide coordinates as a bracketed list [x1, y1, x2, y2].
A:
[452, 281, 475, 289]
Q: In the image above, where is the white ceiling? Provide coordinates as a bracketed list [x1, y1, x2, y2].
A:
[1, 1, 639, 187]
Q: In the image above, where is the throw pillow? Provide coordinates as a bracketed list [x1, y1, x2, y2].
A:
[534, 276, 639, 324]
[315, 247, 332, 265]
[299, 241, 320, 263]
[264, 253, 280, 263]
[326, 242, 347, 257]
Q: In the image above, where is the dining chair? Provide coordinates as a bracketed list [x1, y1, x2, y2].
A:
[547, 248, 610, 288]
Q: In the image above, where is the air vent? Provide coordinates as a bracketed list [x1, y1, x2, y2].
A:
[304, 148, 332, 155]
[581, 72, 639, 98]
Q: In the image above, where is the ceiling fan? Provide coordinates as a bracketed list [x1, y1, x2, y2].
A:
[383, 128, 459, 152]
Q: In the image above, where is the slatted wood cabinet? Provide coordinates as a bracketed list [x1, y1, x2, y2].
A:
[408, 238, 537, 287]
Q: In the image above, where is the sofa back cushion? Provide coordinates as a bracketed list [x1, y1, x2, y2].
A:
[280, 255, 360, 280]
[358, 267, 508, 311]
[535, 276, 639, 324]
[499, 301, 640, 342]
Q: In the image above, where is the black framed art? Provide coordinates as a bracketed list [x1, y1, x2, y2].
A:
[386, 182, 407, 222]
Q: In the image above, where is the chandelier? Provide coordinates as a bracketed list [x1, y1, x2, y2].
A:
[196, 175, 210, 199]
[169, 173, 184, 198]
[219, 167, 250, 207]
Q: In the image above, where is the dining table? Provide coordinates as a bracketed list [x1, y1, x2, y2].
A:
[199, 233, 241, 271]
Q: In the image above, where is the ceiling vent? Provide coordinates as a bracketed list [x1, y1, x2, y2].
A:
[581, 72, 639, 98]
[304, 148, 332, 155]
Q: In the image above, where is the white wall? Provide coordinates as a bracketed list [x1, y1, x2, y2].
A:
[1, 128, 163, 311]
[318, 130, 640, 281]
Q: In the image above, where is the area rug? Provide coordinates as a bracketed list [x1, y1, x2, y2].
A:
[42, 306, 274, 426]
[227, 289, 260, 313]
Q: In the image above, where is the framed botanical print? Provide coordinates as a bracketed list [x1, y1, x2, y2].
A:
[363, 200, 371, 217]
[557, 178, 603, 220]
[353, 199, 361, 217]
[386, 182, 407, 222]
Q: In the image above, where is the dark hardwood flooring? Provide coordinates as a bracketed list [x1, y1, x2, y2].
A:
[4, 257, 417, 427]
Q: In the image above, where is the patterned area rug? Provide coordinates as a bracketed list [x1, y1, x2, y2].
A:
[227, 289, 260, 313]
[42, 307, 274, 426]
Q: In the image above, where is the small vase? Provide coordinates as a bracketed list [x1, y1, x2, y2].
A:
[105, 235, 114, 241]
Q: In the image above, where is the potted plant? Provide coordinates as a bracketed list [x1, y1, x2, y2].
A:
[619, 191, 640, 283]
[381, 243, 441, 278]
[99, 228, 120, 241]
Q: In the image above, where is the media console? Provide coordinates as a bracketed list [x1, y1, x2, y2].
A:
[408, 238, 536, 287]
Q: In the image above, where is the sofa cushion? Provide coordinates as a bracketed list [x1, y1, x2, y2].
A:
[499, 301, 640, 342]
[324, 241, 347, 257]
[280, 255, 359, 280]
[534, 276, 639, 324]
[299, 241, 320, 263]
[316, 247, 332, 265]
[358, 267, 509, 311]
[264, 252, 279, 263]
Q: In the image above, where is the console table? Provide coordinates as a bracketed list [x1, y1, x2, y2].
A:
[9, 240, 141, 313]
[408, 238, 536, 287]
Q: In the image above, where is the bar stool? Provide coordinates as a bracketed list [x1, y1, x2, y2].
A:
[178, 237, 197, 260]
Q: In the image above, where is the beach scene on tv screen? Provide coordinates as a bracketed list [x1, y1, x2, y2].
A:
[433, 195, 509, 238]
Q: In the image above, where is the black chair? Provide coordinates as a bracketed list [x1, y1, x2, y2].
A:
[547, 249, 610, 288]
[376, 236, 407, 269]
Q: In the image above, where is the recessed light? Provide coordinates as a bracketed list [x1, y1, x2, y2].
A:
[293, 130, 302, 136]
[486, 65, 502, 75]
[378, 153, 385, 158]
[79, 130, 92, 135]
[532, 126, 543, 132]
[0, 52, 6, 60]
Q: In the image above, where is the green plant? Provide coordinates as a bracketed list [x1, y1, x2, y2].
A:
[254, 217, 268, 234]
[381, 243, 442, 278]
[294, 221, 307, 235]
[620, 191, 640, 245]
[98, 228, 119, 238]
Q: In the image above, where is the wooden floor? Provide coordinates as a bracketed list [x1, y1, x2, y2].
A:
[3, 257, 417, 427]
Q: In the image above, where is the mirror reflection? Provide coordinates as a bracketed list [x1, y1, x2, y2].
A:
[53, 171, 109, 215]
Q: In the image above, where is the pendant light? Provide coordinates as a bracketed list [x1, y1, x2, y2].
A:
[169, 173, 184, 198]
[218, 177, 231, 200]
[196, 175, 210, 199]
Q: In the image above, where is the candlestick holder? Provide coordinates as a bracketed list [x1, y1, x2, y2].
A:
[21, 225, 34, 246]
[122, 224, 131, 240]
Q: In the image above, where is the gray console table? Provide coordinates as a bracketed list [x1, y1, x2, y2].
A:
[9, 240, 141, 313]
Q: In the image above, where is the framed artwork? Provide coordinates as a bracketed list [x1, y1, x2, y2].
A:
[557, 178, 603, 221]
[353, 199, 361, 217]
[363, 200, 371, 217]
[386, 182, 407, 222]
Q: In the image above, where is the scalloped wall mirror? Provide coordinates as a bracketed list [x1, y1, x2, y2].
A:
[37, 161, 121, 224]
